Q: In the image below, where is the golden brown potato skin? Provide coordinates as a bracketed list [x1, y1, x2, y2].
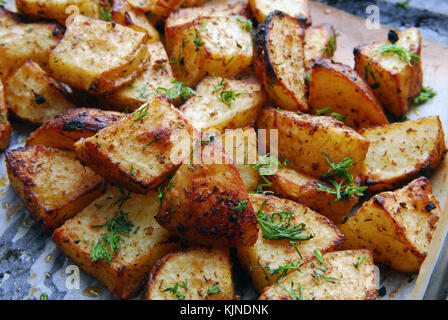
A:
[0, 80, 12, 151]
[340, 177, 441, 273]
[26, 108, 125, 151]
[156, 141, 259, 247]
[75, 97, 194, 194]
[5, 60, 76, 125]
[354, 28, 422, 118]
[360, 116, 446, 192]
[256, 107, 370, 178]
[49, 15, 149, 94]
[52, 188, 181, 300]
[16, 0, 100, 25]
[144, 247, 235, 300]
[249, 0, 311, 25]
[259, 250, 377, 300]
[254, 11, 308, 112]
[309, 59, 389, 130]
[237, 194, 343, 292]
[268, 168, 358, 224]
[6, 145, 105, 232]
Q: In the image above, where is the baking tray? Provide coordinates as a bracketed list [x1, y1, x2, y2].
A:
[0, 1, 447, 300]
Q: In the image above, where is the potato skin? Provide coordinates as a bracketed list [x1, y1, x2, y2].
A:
[249, 0, 311, 25]
[75, 97, 194, 194]
[52, 188, 181, 299]
[144, 247, 235, 300]
[5, 60, 76, 125]
[354, 28, 422, 118]
[0, 80, 12, 151]
[49, 15, 149, 94]
[156, 140, 259, 247]
[254, 11, 308, 112]
[237, 194, 343, 292]
[256, 107, 370, 178]
[268, 168, 358, 224]
[309, 59, 388, 130]
[26, 108, 125, 151]
[6, 145, 104, 232]
[340, 177, 441, 273]
[360, 116, 446, 192]
[259, 250, 377, 300]
[180, 76, 266, 132]
[127, 0, 185, 21]
[16, 0, 100, 25]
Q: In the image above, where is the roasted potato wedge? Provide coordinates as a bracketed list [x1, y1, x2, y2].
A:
[16, 0, 100, 25]
[156, 139, 259, 247]
[259, 250, 377, 300]
[52, 187, 181, 299]
[268, 168, 358, 224]
[304, 23, 337, 69]
[180, 76, 265, 132]
[165, 1, 248, 51]
[361, 116, 446, 192]
[6, 145, 104, 232]
[127, 0, 185, 21]
[221, 127, 260, 192]
[49, 15, 149, 94]
[169, 16, 253, 86]
[75, 96, 194, 194]
[237, 194, 343, 292]
[26, 108, 125, 151]
[309, 59, 388, 130]
[0, 21, 63, 81]
[0, 80, 12, 151]
[183, 0, 210, 6]
[249, 0, 311, 25]
[340, 177, 441, 273]
[256, 107, 370, 178]
[5, 60, 76, 124]
[144, 247, 235, 300]
[111, 0, 159, 41]
[354, 28, 422, 118]
[101, 42, 174, 111]
[254, 11, 308, 112]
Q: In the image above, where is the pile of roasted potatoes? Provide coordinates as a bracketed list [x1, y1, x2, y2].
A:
[1, 0, 446, 300]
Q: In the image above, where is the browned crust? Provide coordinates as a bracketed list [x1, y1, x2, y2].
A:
[0, 80, 11, 151]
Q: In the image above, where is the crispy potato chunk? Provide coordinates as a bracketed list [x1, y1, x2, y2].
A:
[180, 77, 266, 132]
[112, 0, 159, 41]
[156, 140, 259, 247]
[52, 187, 181, 299]
[237, 194, 343, 292]
[101, 42, 174, 111]
[26, 108, 125, 151]
[354, 28, 422, 117]
[127, 0, 185, 20]
[259, 250, 377, 300]
[0, 80, 12, 151]
[268, 168, 358, 224]
[16, 0, 100, 25]
[0, 21, 63, 81]
[49, 15, 149, 94]
[5, 60, 76, 124]
[340, 177, 441, 273]
[249, 0, 311, 25]
[221, 127, 260, 192]
[170, 16, 253, 86]
[165, 1, 248, 51]
[304, 23, 336, 69]
[309, 59, 388, 130]
[6, 146, 104, 232]
[75, 97, 194, 194]
[256, 107, 370, 178]
[361, 116, 446, 192]
[254, 11, 308, 112]
[144, 248, 235, 300]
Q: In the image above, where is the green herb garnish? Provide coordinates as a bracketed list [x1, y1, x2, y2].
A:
[377, 43, 419, 66]
[236, 16, 253, 32]
[217, 90, 247, 107]
[277, 282, 304, 300]
[396, 1, 409, 9]
[353, 254, 367, 269]
[157, 80, 198, 100]
[163, 281, 188, 300]
[413, 86, 437, 105]
[316, 108, 346, 122]
[324, 34, 335, 57]
[207, 284, 221, 295]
